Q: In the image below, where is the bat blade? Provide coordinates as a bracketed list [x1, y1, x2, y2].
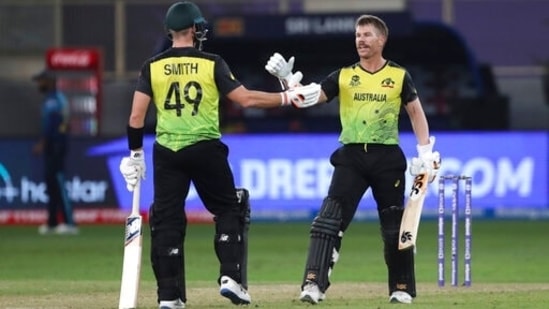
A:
[118, 181, 143, 309]
[399, 173, 429, 251]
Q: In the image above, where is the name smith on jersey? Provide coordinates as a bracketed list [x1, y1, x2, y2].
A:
[164, 62, 199, 75]
[354, 92, 387, 102]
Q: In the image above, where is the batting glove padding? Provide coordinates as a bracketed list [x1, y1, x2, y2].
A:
[281, 83, 322, 108]
[119, 150, 146, 191]
[410, 136, 441, 182]
[265, 52, 303, 89]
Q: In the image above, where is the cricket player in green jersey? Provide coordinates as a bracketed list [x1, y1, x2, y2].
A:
[118, 2, 320, 308]
[266, 14, 441, 305]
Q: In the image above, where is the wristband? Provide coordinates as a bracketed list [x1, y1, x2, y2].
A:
[280, 92, 289, 106]
[127, 125, 144, 150]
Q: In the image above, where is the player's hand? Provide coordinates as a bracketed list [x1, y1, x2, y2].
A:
[281, 83, 321, 108]
[265, 52, 303, 89]
[410, 136, 441, 182]
[409, 153, 440, 182]
[119, 150, 146, 191]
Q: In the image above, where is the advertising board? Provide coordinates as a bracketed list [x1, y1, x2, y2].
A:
[1, 132, 547, 223]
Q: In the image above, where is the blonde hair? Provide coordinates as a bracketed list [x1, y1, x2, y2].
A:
[355, 15, 389, 38]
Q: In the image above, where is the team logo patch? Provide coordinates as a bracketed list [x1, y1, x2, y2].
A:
[349, 75, 361, 87]
[381, 77, 395, 88]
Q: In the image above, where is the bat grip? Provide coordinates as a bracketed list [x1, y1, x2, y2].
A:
[131, 180, 141, 216]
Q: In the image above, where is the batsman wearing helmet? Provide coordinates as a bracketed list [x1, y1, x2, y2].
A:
[266, 15, 441, 304]
[118, 1, 321, 308]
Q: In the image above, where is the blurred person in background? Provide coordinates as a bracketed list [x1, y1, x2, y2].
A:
[117, 1, 320, 308]
[265, 14, 441, 305]
[32, 69, 78, 235]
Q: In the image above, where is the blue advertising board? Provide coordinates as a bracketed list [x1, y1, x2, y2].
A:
[88, 131, 548, 220]
[1, 132, 547, 221]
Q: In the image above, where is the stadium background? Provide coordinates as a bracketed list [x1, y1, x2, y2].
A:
[0, 0, 547, 223]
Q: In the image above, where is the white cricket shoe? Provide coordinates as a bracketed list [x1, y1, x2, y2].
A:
[38, 224, 55, 235]
[219, 275, 251, 305]
[159, 298, 185, 309]
[299, 281, 326, 304]
[55, 223, 79, 235]
[389, 291, 413, 304]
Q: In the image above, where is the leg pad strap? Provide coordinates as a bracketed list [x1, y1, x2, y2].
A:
[303, 197, 342, 292]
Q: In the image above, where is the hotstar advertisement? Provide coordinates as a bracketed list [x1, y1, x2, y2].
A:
[0, 132, 547, 223]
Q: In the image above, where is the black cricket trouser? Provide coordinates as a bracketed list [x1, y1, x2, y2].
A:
[151, 139, 240, 225]
[326, 143, 407, 232]
[150, 139, 241, 301]
[326, 143, 415, 297]
[44, 142, 73, 227]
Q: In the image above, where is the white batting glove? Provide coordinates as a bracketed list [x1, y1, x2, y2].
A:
[410, 136, 441, 182]
[281, 83, 321, 108]
[265, 52, 303, 89]
[119, 150, 146, 191]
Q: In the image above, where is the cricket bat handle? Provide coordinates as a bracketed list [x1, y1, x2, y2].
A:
[131, 180, 141, 215]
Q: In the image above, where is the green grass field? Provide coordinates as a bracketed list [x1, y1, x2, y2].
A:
[1, 221, 548, 308]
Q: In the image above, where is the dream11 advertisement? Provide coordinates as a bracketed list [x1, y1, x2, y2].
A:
[0, 132, 547, 224]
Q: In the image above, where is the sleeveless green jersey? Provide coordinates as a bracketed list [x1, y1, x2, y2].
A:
[135, 47, 241, 151]
[322, 61, 417, 145]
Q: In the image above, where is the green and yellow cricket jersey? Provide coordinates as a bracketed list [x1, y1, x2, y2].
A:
[135, 47, 241, 151]
[321, 61, 418, 145]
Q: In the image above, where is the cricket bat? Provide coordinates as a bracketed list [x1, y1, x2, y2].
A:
[118, 180, 143, 309]
[398, 172, 429, 251]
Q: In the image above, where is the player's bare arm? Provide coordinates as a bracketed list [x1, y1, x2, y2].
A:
[404, 98, 430, 145]
[226, 84, 322, 109]
[128, 91, 151, 131]
[317, 90, 328, 104]
[226, 85, 284, 108]
[405, 98, 441, 182]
